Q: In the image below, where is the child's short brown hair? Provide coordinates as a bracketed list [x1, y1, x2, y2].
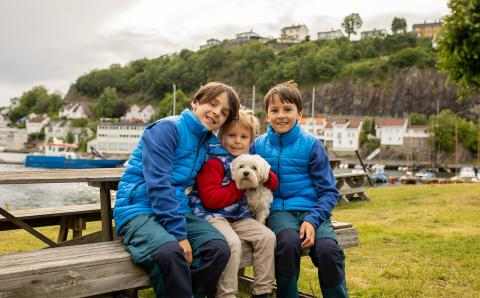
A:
[192, 82, 240, 126]
[263, 81, 303, 113]
[219, 108, 259, 143]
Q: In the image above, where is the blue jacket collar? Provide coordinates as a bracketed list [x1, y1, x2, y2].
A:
[181, 109, 210, 138]
[267, 121, 301, 146]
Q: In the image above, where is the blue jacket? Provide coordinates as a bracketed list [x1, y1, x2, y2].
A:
[252, 122, 339, 228]
[113, 109, 213, 240]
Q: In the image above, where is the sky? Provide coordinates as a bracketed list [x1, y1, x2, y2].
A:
[0, 0, 449, 107]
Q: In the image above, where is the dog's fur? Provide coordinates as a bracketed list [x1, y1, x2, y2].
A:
[231, 154, 273, 224]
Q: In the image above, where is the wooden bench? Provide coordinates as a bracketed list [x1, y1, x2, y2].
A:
[0, 204, 102, 242]
[0, 221, 358, 298]
[335, 172, 369, 203]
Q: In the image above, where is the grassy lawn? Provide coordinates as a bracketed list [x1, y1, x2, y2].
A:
[1, 184, 479, 297]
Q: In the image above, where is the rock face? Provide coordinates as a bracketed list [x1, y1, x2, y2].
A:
[309, 68, 480, 119]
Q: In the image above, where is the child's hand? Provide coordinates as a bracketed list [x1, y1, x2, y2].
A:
[178, 239, 193, 265]
[299, 221, 315, 249]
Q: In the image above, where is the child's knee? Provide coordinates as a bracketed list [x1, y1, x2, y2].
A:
[261, 228, 276, 246]
[310, 238, 345, 268]
[151, 241, 185, 265]
[276, 229, 301, 251]
[226, 234, 242, 257]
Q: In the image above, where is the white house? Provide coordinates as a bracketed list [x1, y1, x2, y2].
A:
[44, 120, 86, 144]
[200, 38, 221, 49]
[59, 102, 90, 119]
[361, 29, 387, 39]
[301, 116, 362, 151]
[87, 119, 145, 156]
[234, 30, 262, 43]
[122, 104, 155, 123]
[375, 118, 408, 146]
[0, 114, 8, 128]
[0, 127, 28, 150]
[317, 29, 344, 41]
[279, 24, 309, 43]
[26, 114, 50, 135]
[331, 118, 363, 151]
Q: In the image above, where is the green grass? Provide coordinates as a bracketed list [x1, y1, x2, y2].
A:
[2, 184, 480, 297]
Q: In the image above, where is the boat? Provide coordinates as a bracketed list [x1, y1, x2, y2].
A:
[451, 166, 479, 183]
[369, 164, 388, 184]
[25, 139, 125, 169]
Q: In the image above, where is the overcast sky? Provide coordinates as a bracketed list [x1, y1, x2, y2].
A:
[0, 0, 449, 107]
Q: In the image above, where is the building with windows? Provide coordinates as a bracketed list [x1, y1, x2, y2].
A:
[361, 29, 387, 39]
[375, 118, 408, 146]
[412, 21, 442, 40]
[59, 102, 91, 119]
[0, 127, 27, 150]
[122, 104, 155, 123]
[279, 24, 309, 43]
[200, 38, 222, 49]
[317, 29, 344, 41]
[87, 119, 145, 156]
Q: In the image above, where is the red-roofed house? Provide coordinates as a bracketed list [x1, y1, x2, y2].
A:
[375, 118, 408, 145]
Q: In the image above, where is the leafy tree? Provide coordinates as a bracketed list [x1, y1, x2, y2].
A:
[342, 13, 363, 40]
[391, 17, 407, 34]
[93, 87, 127, 119]
[155, 89, 190, 119]
[409, 113, 428, 125]
[437, 0, 480, 94]
[8, 86, 63, 123]
[389, 47, 435, 69]
[66, 132, 75, 144]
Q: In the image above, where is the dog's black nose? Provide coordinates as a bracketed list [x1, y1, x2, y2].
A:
[243, 171, 249, 177]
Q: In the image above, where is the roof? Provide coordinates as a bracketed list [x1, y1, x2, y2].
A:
[376, 118, 406, 127]
[282, 24, 307, 31]
[413, 22, 442, 29]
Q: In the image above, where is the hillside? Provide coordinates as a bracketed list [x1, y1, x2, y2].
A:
[64, 33, 480, 119]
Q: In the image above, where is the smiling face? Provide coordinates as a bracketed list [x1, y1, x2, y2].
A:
[266, 94, 302, 134]
[221, 122, 252, 157]
[191, 92, 230, 131]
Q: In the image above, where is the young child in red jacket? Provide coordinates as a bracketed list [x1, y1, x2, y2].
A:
[190, 109, 277, 298]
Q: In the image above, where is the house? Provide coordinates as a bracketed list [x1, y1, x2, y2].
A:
[234, 30, 262, 43]
[26, 114, 50, 135]
[279, 24, 309, 43]
[361, 29, 387, 39]
[330, 118, 363, 152]
[0, 113, 8, 128]
[200, 38, 222, 50]
[317, 29, 344, 41]
[412, 21, 442, 40]
[122, 104, 155, 123]
[404, 125, 431, 159]
[59, 102, 91, 119]
[301, 115, 362, 152]
[87, 118, 145, 156]
[375, 118, 408, 146]
[44, 120, 87, 144]
[0, 127, 28, 150]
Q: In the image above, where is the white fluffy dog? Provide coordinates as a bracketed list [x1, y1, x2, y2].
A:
[231, 154, 273, 224]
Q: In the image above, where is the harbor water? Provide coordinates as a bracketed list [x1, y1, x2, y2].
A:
[0, 163, 99, 210]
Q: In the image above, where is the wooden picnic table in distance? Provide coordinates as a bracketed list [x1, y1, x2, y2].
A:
[0, 168, 123, 247]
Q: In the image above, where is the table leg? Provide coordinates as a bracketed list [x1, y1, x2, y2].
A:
[0, 207, 57, 247]
[99, 182, 114, 241]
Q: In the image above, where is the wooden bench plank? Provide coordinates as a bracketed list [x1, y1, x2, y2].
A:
[0, 225, 358, 298]
[0, 204, 102, 231]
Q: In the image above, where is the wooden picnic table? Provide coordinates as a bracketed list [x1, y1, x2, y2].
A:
[0, 168, 122, 247]
[0, 168, 367, 247]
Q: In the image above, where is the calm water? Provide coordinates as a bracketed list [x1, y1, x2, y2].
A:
[0, 164, 99, 210]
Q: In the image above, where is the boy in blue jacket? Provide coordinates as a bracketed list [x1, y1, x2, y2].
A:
[114, 82, 240, 298]
[252, 81, 348, 298]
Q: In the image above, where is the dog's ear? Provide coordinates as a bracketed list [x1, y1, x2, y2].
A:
[253, 155, 270, 183]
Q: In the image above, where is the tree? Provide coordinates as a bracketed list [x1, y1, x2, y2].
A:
[95, 87, 119, 118]
[155, 89, 190, 119]
[437, 0, 480, 94]
[342, 13, 363, 40]
[391, 17, 407, 34]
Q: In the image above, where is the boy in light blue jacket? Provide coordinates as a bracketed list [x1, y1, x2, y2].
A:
[252, 81, 348, 298]
[114, 82, 240, 298]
